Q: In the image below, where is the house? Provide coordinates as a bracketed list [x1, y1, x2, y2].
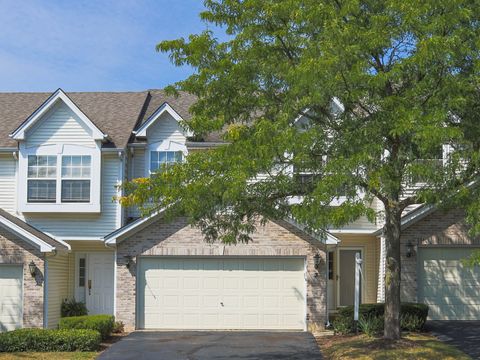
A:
[0, 89, 478, 333]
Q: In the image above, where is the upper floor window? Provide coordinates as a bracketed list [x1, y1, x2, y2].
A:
[150, 151, 182, 173]
[26, 155, 91, 203]
[61, 156, 91, 202]
[27, 155, 57, 202]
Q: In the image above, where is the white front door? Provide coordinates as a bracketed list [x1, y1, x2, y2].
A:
[138, 257, 306, 330]
[86, 253, 114, 315]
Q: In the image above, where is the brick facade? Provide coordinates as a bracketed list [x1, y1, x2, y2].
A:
[400, 208, 473, 301]
[116, 217, 326, 332]
[0, 228, 45, 328]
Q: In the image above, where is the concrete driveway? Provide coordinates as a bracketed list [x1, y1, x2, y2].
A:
[427, 321, 480, 359]
[97, 331, 322, 360]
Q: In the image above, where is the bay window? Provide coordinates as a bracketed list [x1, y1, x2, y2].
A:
[61, 156, 91, 202]
[27, 155, 57, 202]
[150, 151, 183, 173]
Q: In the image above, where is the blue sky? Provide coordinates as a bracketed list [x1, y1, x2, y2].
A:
[0, 0, 213, 92]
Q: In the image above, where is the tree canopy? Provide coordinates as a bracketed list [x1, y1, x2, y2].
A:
[121, 0, 480, 339]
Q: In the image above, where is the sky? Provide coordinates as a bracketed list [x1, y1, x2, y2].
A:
[0, 0, 214, 92]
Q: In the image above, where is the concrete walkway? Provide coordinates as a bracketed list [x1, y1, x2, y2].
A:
[97, 331, 322, 360]
[427, 320, 480, 359]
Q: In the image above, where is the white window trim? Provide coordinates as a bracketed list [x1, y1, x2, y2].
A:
[144, 140, 187, 177]
[17, 143, 101, 213]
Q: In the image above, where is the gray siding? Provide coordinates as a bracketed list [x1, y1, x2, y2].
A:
[0, 155, 16, 213]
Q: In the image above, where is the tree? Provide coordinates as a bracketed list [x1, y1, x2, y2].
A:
[121, 0, 480, 340]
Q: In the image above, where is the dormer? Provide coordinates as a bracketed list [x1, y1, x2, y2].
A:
[10, 89, 108, 213]
[133, 102, 193, 176]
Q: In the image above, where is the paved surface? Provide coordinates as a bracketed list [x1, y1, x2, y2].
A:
[427, 321, 480, 359]
[97, 331, 322, 360]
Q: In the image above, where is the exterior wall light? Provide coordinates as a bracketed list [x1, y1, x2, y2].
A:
[125, 255, 133, 269]
[28, 261, 37, 277]
[406, 241, 414, 258]
[314, 253, 321, 270]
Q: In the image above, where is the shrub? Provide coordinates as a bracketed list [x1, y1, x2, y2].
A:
[59, 314, 114, 340]
[61, 299, 88, 317]
[0, 328, 100, 352]
[334, 303, 429, 335]
[358, 315, 383, 337]
[332, 316, 353, 335]
[113, 321, 125, 334]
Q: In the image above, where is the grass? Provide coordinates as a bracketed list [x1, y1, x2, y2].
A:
[317, 333, 472, 360]
[0, 353, 97, 360]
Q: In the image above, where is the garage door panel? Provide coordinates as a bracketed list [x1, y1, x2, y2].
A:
[138, 257, 306, 330]
[419, 248, 480, 320]
[0, 265, 23, 332]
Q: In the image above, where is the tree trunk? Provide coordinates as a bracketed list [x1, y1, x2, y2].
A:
[383, 204, 402, 340]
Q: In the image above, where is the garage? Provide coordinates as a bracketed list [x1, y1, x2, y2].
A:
[418, 248, 480, 320]
[137, 257, 306, 330]
[0, 265, 23, 332]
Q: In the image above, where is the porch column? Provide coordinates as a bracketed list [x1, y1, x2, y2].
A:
[376, 235, 386, 302]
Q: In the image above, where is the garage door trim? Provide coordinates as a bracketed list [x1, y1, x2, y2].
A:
[135, 256, 307, 331]
[0, 264, 24, 332]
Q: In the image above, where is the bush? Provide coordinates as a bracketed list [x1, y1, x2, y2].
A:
[59, 314, 114, 340]
[61, 299, 88, 317]
[334, 303, 429, 335]
[358, 315, 383, 337]
[112, 321, 125, 334]
[0, 328, 100, 352]
[332, 316, 353, 335]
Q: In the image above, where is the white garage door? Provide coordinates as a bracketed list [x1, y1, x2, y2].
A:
[418, 248, 480, 320]
[0, 265, 23, 332]
[138, 257, 306, 330]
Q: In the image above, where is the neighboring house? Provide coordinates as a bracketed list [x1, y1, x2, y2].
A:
[0, 89, 478, 333]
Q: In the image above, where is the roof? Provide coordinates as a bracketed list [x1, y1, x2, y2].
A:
[0, 208, 70, 252]
[373, 204, 436, 236]
[0, 90, 201, 148]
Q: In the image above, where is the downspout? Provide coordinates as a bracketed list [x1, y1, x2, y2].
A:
[43, 254, 48, 329]
[43, 249, 58, 329]
[325, 248, 330, 328]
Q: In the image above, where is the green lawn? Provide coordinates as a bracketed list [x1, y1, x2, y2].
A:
[0, 353, 97, 360]
[317, 333, 472, 360]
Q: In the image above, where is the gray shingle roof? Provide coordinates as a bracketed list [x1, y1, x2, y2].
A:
[0, 90, 202, 148]
[0, 208, 69, 251]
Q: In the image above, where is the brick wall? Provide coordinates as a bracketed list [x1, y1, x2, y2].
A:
[400, 208, 472, 301]
[0, 229, 45, 328]
[116, 217, 326, 332]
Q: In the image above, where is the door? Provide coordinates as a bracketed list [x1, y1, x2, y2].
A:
[86, 253, 114, 315]
[138, 257, 306, 330]
[0, 265, 23, 332]
[339, 249, 362, 307]
[419, 248, 480, 320]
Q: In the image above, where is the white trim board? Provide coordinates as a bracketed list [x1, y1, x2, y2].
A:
[9, 89, 107, 141]
[133, 102, 193, 138]
[0, 216, 68, 252]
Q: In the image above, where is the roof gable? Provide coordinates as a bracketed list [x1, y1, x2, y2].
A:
[10, 89, 107, 142]
[133, 102, 192, 138]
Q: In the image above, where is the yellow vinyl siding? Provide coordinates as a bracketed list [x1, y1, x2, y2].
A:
[47, 254, 70, 328]
[336, 234, 379, 304]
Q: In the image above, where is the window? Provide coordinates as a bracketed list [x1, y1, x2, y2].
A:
[78, 258, 86, 287]
[150, 151, 183, 173]
[328, 251, 334, 280]
[27, 155, 57, 202]
[61, 156, 91, 202]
